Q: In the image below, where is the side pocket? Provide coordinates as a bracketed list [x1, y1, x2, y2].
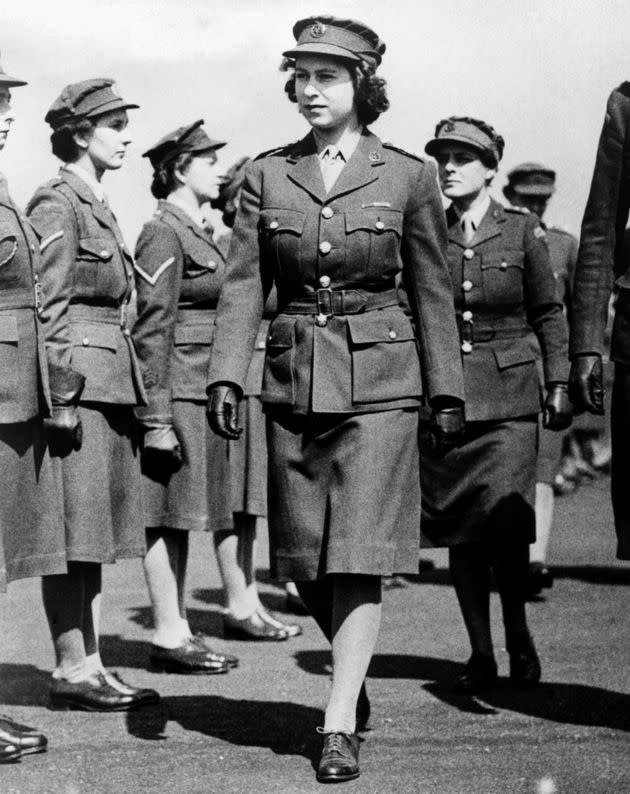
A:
[261, 315, 296, 406]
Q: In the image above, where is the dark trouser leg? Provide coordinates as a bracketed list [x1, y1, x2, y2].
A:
[448, 543, 494, 659]
[611, 365, 630, 560]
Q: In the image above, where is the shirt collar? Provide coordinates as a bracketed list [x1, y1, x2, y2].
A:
[313, 127, 363, 163]
[63, 163, 106, 203]
[166, 195, 206, 228]
[454, 193, 491, 230]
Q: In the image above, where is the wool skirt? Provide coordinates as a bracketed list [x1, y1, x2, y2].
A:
[267, 408, 421, 581]
[0, 419, 66, 590]
[421, 416, 538, 548]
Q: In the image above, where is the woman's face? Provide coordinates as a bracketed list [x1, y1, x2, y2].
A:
[294, 55, 357, 133]
[180, 151, 222, 203]
[84, 109, 132, 172]
[0, 88, 14, 151]
[435, 144, 495, 203]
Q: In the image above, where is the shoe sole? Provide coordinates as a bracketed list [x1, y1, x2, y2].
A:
[223, 629, 288, 642]
[316, 770, 360, 783]
[149, 661, 229, 675]
[48, 698, 154, 712]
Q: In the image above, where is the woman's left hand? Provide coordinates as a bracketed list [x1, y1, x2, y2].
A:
[543, 383, 573, 431]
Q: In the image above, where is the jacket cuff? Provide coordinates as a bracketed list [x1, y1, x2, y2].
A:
[135, 388, 173, 425]
[47, 363, 86, 406]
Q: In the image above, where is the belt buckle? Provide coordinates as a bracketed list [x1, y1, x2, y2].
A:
[315, 288, 333, 327]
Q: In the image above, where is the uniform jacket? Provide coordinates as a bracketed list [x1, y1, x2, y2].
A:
[446, 199, 569, 422]
[27, 169, 145, 406]
[0, 175, 50, 423]
[571, 82, 630, 363]
[207, 129, 465, 414]
[547, 226, 577, 314]
[132, 201, 227, 423]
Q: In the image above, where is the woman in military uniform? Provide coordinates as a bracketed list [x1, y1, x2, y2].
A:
[133, 126, 300, 674]
[207, 16, 465, 783]
[421, 117, 572, 694]
[27, 79, 158, 712]
[0, 52, 60, 762]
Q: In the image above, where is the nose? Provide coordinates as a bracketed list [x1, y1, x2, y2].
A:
[443, 158, 456, 173]
[303, 81, 319, 98]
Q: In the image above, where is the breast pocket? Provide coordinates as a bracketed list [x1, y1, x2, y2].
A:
[346, 308, 422, 404]
[345, 209, 403, 279]
[261, 315, 296, 406]
[480, 252, 525, 305]
[259, 209, 305, 279]
[0, 228, 20, 285]
[75, 237, 114, 298]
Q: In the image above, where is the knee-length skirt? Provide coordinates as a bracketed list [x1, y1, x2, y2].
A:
[267, 408, 421, 581]
[142, 399, 233, 532]
[52, 403, 145, 563]
[421, 416, 538, 548]
[229, 395, 267, 518]
[0, 419, 66, 591]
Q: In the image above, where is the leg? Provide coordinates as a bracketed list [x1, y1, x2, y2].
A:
[532, 483, 553, 564]
[214, 522, 258, 620]
[81, 562, 102, 675]
[448, 543, 494, 659]
[41, 562, 88, 681]
[144, 527, 190, 647]
[611, 365, 630, 560]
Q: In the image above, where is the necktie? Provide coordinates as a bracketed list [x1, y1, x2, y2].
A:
[321, 146, 344, 193]
[461, 215, 476, 244]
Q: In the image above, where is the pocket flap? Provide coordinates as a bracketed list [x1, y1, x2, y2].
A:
[174, 323, 214, 345]
[0, 314, 18, 342]
[70, 323, 117, 350]
[347, 311, 415, 345]
[78, 238, 114, 261]
[493, 340, 535, 369]
[260, 209, 305, 235]
[481, 252, 524, 270]
[345, 209, 403, 235]
[267, 316, 295, 349]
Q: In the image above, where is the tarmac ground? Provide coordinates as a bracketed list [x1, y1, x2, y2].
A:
[1, 474, 629, 793]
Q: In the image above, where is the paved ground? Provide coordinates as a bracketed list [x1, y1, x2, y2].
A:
[1, 474, 629, 793]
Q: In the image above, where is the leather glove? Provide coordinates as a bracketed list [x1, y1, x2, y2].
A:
[206, 384, 243, 440]
[44, 364, 86, 452]
[427, 405, 465, 458]
[543, 383, 573, 431]
[568, 354, 605, 415]
[142, 424, 183, 474]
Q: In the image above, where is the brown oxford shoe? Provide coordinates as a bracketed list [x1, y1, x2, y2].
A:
[452, 654, 498, 695]
[49, 672, 152, 712]
[508, 634, 542, 687]
[0, 738, 21, 763]
[149, 638, 230, 674]
[102, 671, 160, 705]
[0, 714, 47, 754]
[223, 611, 289, 641]
[191, 633, 239, 668]
[316, 730, 360, 783]
[256, 606, 303, 638]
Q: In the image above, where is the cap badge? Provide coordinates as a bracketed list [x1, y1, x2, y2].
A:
[443, 121, 455, 133]
[369, 151, 382, 162]
[310, 22, 326, 38]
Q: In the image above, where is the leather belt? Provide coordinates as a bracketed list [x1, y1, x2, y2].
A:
[457, 315, 529, 345]
[280, 286, 399, 327]
[68, 303, 132, 333]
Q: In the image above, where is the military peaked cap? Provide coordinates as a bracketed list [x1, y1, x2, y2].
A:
[0, 52, 26, 87]
[283, 15, 386, 67]
[143, 120, 226, 168]
[45, 78, 139, 129]
[506, 162, 556, 196]
[425, 116, 505, 163]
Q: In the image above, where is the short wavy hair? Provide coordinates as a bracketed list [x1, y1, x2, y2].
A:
[50, 118, 96, 163]
[150, 152, 195, 199]
[280, 56, 389, 126]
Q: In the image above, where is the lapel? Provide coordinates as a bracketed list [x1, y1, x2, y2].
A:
[160, 202, 225, 265]
[286, 132, 326, 204]
[470, 198, 506, 246]
[326, 130, 383, 202]
[58, 169, 118, 236]
[446, 204, 466, 248]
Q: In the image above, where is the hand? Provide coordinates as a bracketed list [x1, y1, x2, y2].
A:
[142, 424, 183, 473]
[543, 383, 573, 430]
[206, 384, 243, 440]
[427, 405, 465, 458]
[568, 354, 605, 414]
[44, 405, 83, 452]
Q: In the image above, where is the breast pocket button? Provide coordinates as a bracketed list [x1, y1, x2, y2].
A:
[464, 249, 474, 260]
[462, 280, 473, 292]
[319, 241, 332, 255]
[321, 207, 333, 219]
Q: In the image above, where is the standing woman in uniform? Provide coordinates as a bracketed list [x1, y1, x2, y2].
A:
[27, 80, 158, 711]
[421, 118, 572, 693]
[133, 125, 299, 675]
[207, 17, 465, 783]
[0, 53, 61, 761]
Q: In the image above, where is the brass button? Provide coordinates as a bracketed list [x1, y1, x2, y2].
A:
[462, 310, 473, 321]
[30, 244, 35, 253]
[269, 220, 279, 230]
[375, 220, 385, 231]
[100, 249, 110, 258]
[319, 241, 332, 255]
[388, 329, 397, 340]
[321, 207, 333, 219]
[123, 328, 131, 337]
[207, 260, 217, 271]
[82, 337, 90, 346]
[319, 275, 331, 288]
[464, 249, 474, 260]
[500, 261, 508, 270]
[316, 313, 328, 327]
[461, 341, 473, 354]
[462, 280, 473, 292]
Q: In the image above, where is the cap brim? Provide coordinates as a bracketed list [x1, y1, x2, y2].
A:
[513, 185, 555, 196]
[190, 141, 226, 153]
[282, 43, 361, 62]
[86, 99, 140, 118]
[0, 74, 27, 87]
[425, 135, 491, 157]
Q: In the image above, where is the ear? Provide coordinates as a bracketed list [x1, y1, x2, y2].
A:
[72, 130, 91, 151]
[485, 167, 497, 185]
[173, 164, 188, 186]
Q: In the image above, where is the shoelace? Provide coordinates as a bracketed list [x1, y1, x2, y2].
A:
[317, 728, 354, 756]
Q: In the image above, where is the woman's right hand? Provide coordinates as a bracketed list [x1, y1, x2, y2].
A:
[206, 383, 243, 440]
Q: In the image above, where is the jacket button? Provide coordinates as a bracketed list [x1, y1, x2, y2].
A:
[269, 220, 279, 230]
[462, 310, 473, 321]
[375, 220, 385, 231]
[319, 241, 332, 255]
[321, 207, 333, 219]
[123, 328, 130, 337]
[461, 341, 473, 354]
[207, 260, 217, 271]
[388, 329, 397, 340]
[30, 244, 35, 253]
[100, 250, 109, 258]
[462, 280, 473, 292]
[82, 337, 90, 346]
[463, 249, 474, 260]
[319, 275, 331, 288]
[500, 261, 508, 270]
